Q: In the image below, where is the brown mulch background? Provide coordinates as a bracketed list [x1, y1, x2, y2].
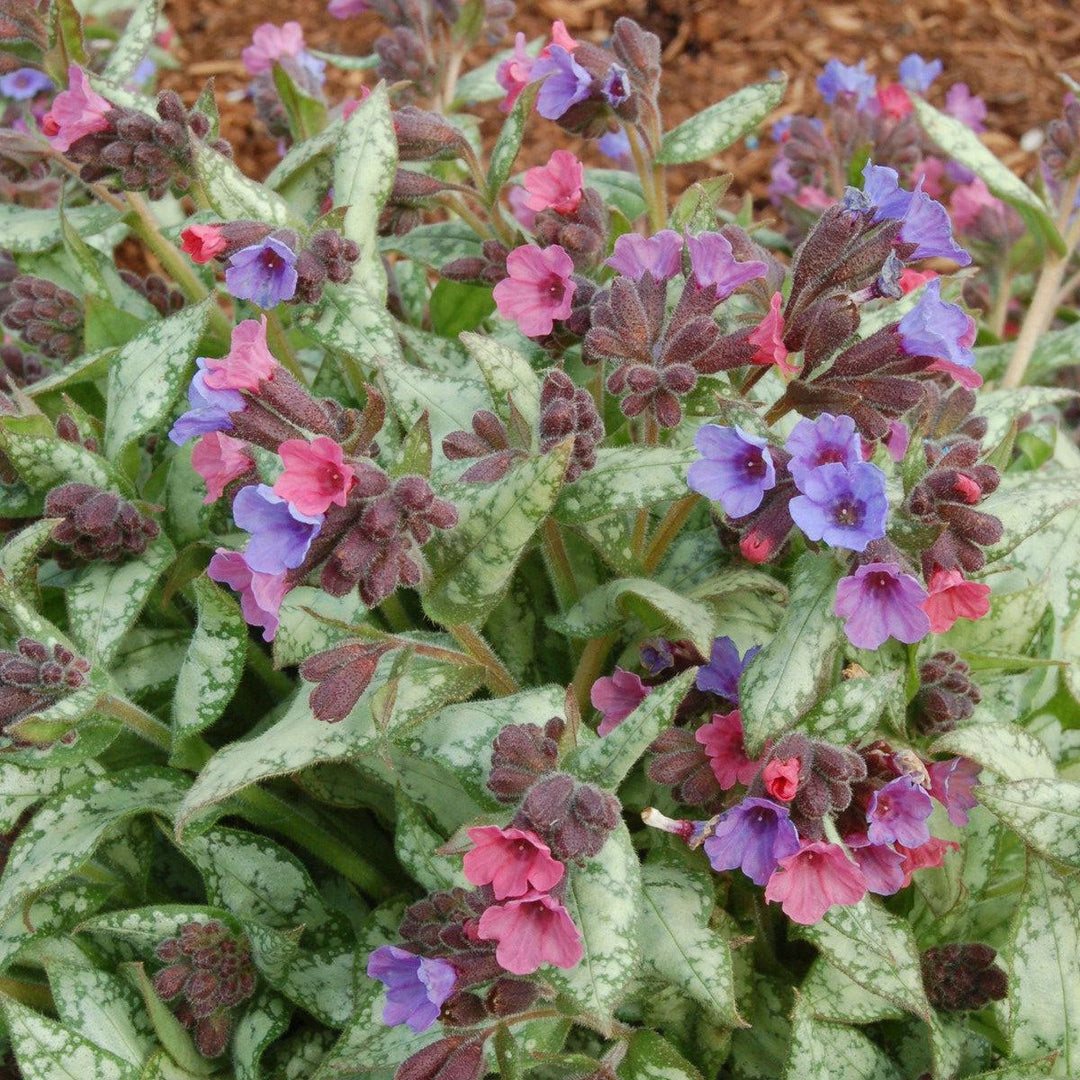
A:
[160, 0, 1080, 197]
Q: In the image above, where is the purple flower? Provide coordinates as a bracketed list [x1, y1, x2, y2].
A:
[531, 46, 591, 121]
[771, 115, 794, 142]
[898, 54, 943, 93]
[788, 462, 888, 552]
[128, 58, 157, 89]
[0, 68, 53, 100]
[590, 668, 651, 737]
[696, 636, 760, 702]
[849, 842, 905, 895]
[867, 775, 933, 848]
[784, 413, 862, 489]
[688, 425, 776, 518]
[685, 231, 767, 301]
[768, 157, 799, 203]
[225, 237, 299, 308]
[168, 359, 245, 445]
[703, 797, 800, 886]
[640, 638, 674, 675]
[366, 946, 456, 1033]
[597, 128, 632, 167]
[606, 230, 684, 281]
[601, 64, 631, 108]
[928, 757, 981, 826]
[834, 562, 931, 650]
[861, 163, 917, 221]
[945, 83, 987, 132]
[232, 483, 323, 574]
[817, 59, 876, 109]
[897, 279, 975, 367]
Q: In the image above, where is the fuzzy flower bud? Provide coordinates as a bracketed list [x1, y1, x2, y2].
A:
[45, 483, 160, 565]
[515, 772, 621, 861]
[487, 718, 563, 802]
[921, 944, 1008, 1012]
[909, 651, 981, 736]
[0, 637, 91, 746]
[2, 275, 83, 361]
[538, 369, 603, 481]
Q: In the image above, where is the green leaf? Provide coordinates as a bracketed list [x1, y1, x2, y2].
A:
[422, 444, 572, 626]
[381, 358, 489, 448]
[739, 552, 844, 755]
[1005, 855, 1080, 1076]
[782, 998, 901, 1080]
[0, 204, 119, 254]
[488, 83, 539, 199]
[381, 222, 482, 268]
[123, 962, 216, 1076]
[930, 723, 1055, 782]
[460, 331, 541, 430]
[799, 958, 904, 1025]
[429, 280, 495, 338]
[618, 1030, 704, 1080]
[104, 299, 211, 461]
[584, 169, 647, 221]
[0, 760, 101, 831]
[272, 62, 328, 142]
[0, 518, 58, 600]
[0, 415, 127, 495]
[976, 323, 1080, 384]
[977, 778, 1080, 867]
[657, 78, 787, 165]
[982, 471, 1080, 565]
[271, 586, 370, 668]
[233, 988, 292, 1080]
[0, 882, 110, 974]
[394, 797, 465, 892]
[800, 671, 904, 743]
[193, 142, 295, 227]
[24, 346, 115, 399]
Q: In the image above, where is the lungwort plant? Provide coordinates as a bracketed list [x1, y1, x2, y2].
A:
[0, 2, 1075, 1078]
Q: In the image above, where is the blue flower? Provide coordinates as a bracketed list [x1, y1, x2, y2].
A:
[897, 279, 975, 367]
[0, 68, 53, 101]
[232, 484, 322, 574]
[168, 359, 245, 445]
[225, 237, 299, 308]
[788, 462, 888, 552]
[596, 128, 632, 165]
[703, 797, 800, 886]
[367, 946, 457, 1033]
[898, 54, 942, 93]
[531, 46, 591, 121]
[688, 425, 776, 518]
[817, 59, 876, 109]
[784, 413, 863, 490]
[696, 636, 760, 702]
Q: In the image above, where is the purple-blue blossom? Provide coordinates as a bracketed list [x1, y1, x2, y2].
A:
[168, 359, 244, 445]
[688, 425, 776, 518]
[531, 46, 591, 120]
[601, 64, 631, 108]
[897, 279, 976, 367]
[0, 68, 53, 100]
[784, 413, 862, 489]
[606, 230, 684, 281]
[597, 128, 632, 167]
[703, 798, 800, 886]
[945, 83, 987, 132]
[817, 59, 876, 109]
[788, 462, 888, 552]
[232, 483, 323, 574]
[898, 54, 942, 93]
[367, 946, 456, 1033]
[834, 562, 931, 650]
[866, 775, 933, 848]
[696, 636, 760, 702]
[685, 231, 767, 301]
[225, 237, 299, 308]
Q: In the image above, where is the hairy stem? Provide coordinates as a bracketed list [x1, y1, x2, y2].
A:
[97, 693, 172, 752]
[540, 518, 580, 607]
[265, 309, 307, 383]
[643, 495, 698, 573]
[449, 624, 520, 696]
[572, 633, 617, 714]
[625, 125, 665, 233]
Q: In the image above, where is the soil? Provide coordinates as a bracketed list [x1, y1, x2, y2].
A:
[160, 0, 1080, 198]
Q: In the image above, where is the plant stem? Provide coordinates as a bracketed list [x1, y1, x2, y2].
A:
[97, 693, 172, 752]
[246, 641, 294, 699]
[624, 125, 665, 233]
[572, 633, 617, 714]
[449, 624, 520, 696]
[987, 262, 1013, 339]
[379, 592, 413, 633]
[265, 310, 307, 383]
[439, 193, 493, 240]
[540, 518, 580, 608]
[643, 495, 698, 573]
[0, 974, 52, 1012]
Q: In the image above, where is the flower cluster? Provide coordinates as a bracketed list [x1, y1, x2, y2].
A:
[0, 637, 91, 749]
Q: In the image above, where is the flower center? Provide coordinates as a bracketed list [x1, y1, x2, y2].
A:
[546, 277, 566, 302]
[816, 448, 846, 465]
[744, 451, 766, 479]
[261, 249, 285, 273]
[833, 499, 861, 526]
[872, 573, 892, 589]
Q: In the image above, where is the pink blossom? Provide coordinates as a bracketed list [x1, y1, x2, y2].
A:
[40, 65, 111, 152]
[927, 757, 981, 826]
[950, 178, 1004, 233]
[508, 186, 538, 230]
[898, 267, 938, 295]
[181, 225, 227, 264]
[463, 826, 564, 900]
[477, 891, 583, 974]
[896, 836, 959, 887]
[926, 357, 983, 388]
[543, 20, 579, 56]
[764, 841, 867, 924]
[191, 432, 252, 504]
[242, 22, 307, 75]
[883, 420, 910, 463]
[793, 186, 834, 211]
[921, 568, 991, 634]
[591, 668, 651, 736]
[911, 157, 946, 199]
[877, 82, 913, 120]
[748, 293, 797, 375]
[849, 842, 905, 895]
[763, 757, 800, 802]
[695, 711, 760, 789]
[328, 0, 370, 17]
[203, 317, 277, 392]
[341, 86, 373, 119]
[207, 550, 289, 641]
[493, 244, 576, 338]
[273, 437, 356, 515]
[496, 33, 536, 112]
[523, 150, 584, 214]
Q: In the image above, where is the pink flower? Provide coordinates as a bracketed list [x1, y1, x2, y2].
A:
[523, 150, 584, 215]
[927, 757, 981, 826]
[921, 568, 991, 634]
[493, 245, 576, 338]
[895, 836, 959, 887]
[477, 891, 583, 974]
[748, 293, 797, 375]
[496, 33, 536, 112]
[883, 420, 910, 463]
[764, 841, 867, 924]
[763, 757, 800, 802]
[463, 826, 564, 900]
[207, 550, 289, 641]
[793, 186, 834, 211]
[341, 86, 372, 120]
[273, 437, 355, 515]
[898, 267, 938, 295]
[591, 668, 651, 736]
[191, 432, 252, 504]
[40, 65, 111, 152]
[926, 357, 983, 388]
[543, 20, 579, 56]
[203, 317, 277, 392]
[508, 186, 538, 230]
[877, 82, 913, 119]
[242, 22, 307, 75]
[695, 711, 760, 789]
[181, 225, 227, 264]
[328, 0, 370, 17]
[950, 178, 1004, 233]
[911, 157, 946, 199]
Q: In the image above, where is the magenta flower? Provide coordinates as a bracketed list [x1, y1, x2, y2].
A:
[921, 568, 991, 634]
[883, 420, 910, 463]
[328, 0, 370, 16]
[764, 841, 868, 924]
[817, 59, 877, 108]
[763, 758, 800, 802]
[508, 186, 538, 231]
[232, 484, 323, 574]
[191, 432, 252, 504]
[950, 178, 1004, 233]
[477, 891, 583, 975]
[897, 280, 975, 366]
[685, 231, 766, 302]
[40, 65, 111, 152]
[606, 230, 684, 281]
[530, 45, 591, 121]
[181, 225, 227, 264]
[591, 668, 651, 736]
[497, 33, 536, 112]
[273, 437, 356, 516]
[241, 22, 306, 74]
[927, 757, 981, 827]
[0, 68, 52, 101]
[866, 775, 933, 848]
[896, 836, 959, 887]
[225, 237, 299, 309]
[849, 842, 905, 895]
[687, 425, 776, 518]
[898, 54, 942, 93]
[834, 562, 931, 650]
[945, 83, 987, 132]
[695, 636, 759, 703]
[748, 292, 795, 374]
[784, 413, 862, 489]
[523, 150, 584, 214]
[168, 358, 245, 445]
[695, 711, 760, 790]
[203, 317, 278, 392]
[366, 946, 456, 1033]
[207, 550, 288, 641]
[493, 244, 576, 337]
[788, 462, 889, 552]
[703, 797, 799, 886]
[463, 826, 564, 900]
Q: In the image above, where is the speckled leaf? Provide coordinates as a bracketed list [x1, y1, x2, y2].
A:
[1005, 855, 1080, 1076]
[488, 82, 539, 199]
[967, 387, 1078, 448]
[66, 532, 175, 666]
[0, 518, 60, 599]
[451, 38, 542, 106]
[394, 797, 466, 892]
[25, 346, 115, 399]
[965, 1060, 1061, 1080]
[171, 579, 246, 743]
[0, 760, 101, 830]
[799, 958, 904, 1025]
[977, 778, 1080, 867]
[381, 222, 482, 268]
[380, 360, 490, 449]
[798, 898, 930, 1021]
[554, 447, 699, 524]
[194, 142, 294, 227]
[460, 332, 540, 430]
[102, 0, 160, 83]
[423, 443, 572, 626]
[782, 999, 902, 1080]
[546, 822, 642, 1032]
[0, 997, 139, 1080]
[931, 723, 1055, 782]
[139, 1049, 211, 1079]
[977, 322, 1080, 384]
[277, 944, 355, 1026]
[104, 299, 210, 461]
[0, 882, 111, 973]
[233, 987, 292, 1080]
[800, 671, 904, 744]
[569, 670, 695, 790]
[272, 587, 370, 669]
[657, 78, 787, 165]
[618, 1030, 703, 1080]
[0, 203, 120, 253]
[0, 415, 125, 494]
[739, 553, 844, 755]
[981, 471, 1080, 565]
[0, 766, 189, 918]
[584, 169, 647, 220]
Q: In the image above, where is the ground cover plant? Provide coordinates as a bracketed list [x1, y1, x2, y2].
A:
[0, 1, 1077, 1077]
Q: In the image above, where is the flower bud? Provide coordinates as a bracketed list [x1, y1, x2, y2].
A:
[539, 370, 603, 482]
[921, 943, 1008, 1012]
[484, 977, 540, 1017]
[516, 773, 621, 860]
[487, 721, 560, 802]
[301, 640, 395, 722]
[397, 1036, 486, 1080]
[45, 483, 159, 566]
[646, 726, 722, 807]
[909, 651, 981, 736]
[2, 275, 83, 361]
[393, 107, 471, 161]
